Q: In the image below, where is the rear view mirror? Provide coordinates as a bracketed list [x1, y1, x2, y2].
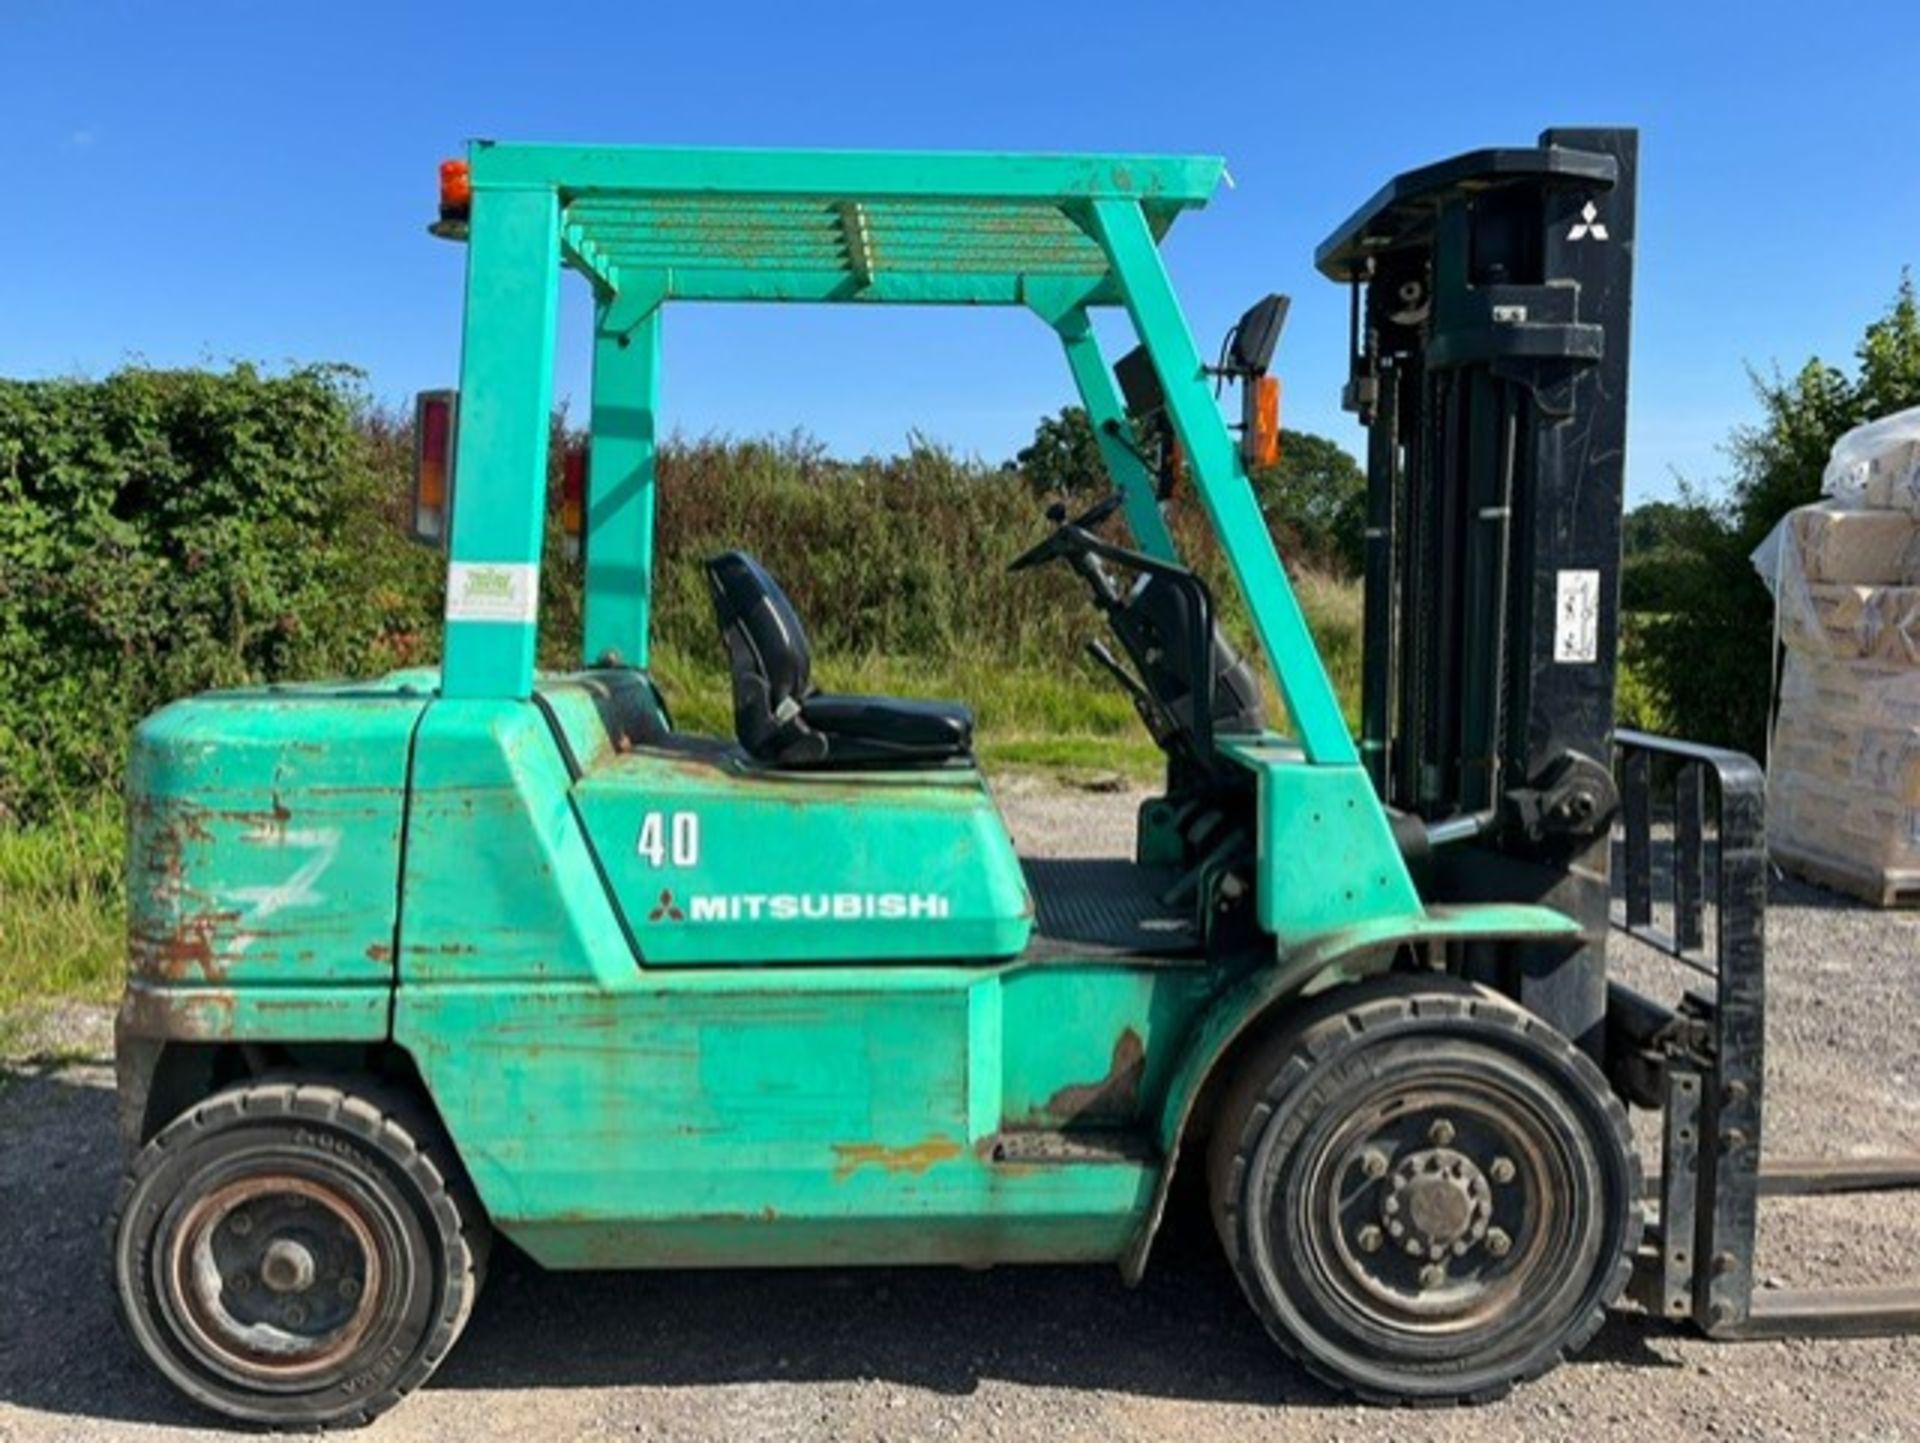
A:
[1112, 345, 1184, 499]
[411, 390, 458, 545]
[1114, 344, 1165, 419]
[1228, 293, 1290, 377]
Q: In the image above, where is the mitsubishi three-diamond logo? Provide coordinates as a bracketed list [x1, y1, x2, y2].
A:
[648, 888, 684, 922]
[1567, 201, 1609, 242]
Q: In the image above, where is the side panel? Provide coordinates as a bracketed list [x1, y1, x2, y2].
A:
[398, 969, 1154, 1269]
[393, 702, 1154, 1267]
[998, 965, 1215, 1130]
[397, 700, 634, 985]
[126, 690, 425, 992]
[572, 750, 1033, 965]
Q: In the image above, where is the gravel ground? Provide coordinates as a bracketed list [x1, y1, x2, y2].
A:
[3, 777, 1918, 1441]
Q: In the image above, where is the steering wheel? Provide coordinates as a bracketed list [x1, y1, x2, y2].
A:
[1007, 491, 1127, 573]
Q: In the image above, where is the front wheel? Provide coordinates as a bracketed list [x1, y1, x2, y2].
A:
[111, 1078, 486, 1428]
[1207, 978, 1640, 1404]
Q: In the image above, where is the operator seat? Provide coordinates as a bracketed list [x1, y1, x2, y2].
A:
[704, 551, 974, 768]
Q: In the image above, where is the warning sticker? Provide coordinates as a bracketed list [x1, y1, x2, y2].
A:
[1554, 570, 1601, 663]
[446, 562, 539, 624]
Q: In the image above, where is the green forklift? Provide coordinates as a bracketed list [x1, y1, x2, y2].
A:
[109, 130, 1920, 1427]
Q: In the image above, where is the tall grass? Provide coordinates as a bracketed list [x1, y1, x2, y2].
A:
[0, 787, 125, 1022]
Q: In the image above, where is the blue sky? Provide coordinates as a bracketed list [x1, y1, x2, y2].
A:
[3, 2, 1916, 503]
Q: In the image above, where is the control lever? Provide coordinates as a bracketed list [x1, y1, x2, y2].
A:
[1084, 639, 1174, 747]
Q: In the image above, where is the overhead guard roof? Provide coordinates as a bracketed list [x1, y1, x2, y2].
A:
[464, 142, 1227, 307]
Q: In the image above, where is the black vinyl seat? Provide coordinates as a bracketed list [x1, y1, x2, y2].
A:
[704, 551, 974, 768]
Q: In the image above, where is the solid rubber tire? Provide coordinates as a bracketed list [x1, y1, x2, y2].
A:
[1205, 976, 1641, 1405]
[110, 1077, 485, 1428]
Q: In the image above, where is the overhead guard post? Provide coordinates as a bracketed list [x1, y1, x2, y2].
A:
[442, 185, 562, 701]
[583, 293, 663, 668]
[1085, 197, 1357, 765]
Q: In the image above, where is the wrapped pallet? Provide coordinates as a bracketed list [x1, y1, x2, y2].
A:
[1755, 406, 1920, 904]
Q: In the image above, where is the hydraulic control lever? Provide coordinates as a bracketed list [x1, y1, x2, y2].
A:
[1084, 638, 1176, 748]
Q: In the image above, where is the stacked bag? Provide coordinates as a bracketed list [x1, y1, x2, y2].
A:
[1756, 407, 1920, 904]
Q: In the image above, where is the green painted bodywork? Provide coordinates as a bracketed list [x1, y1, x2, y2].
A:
[116, 144, 1588, 1279]
[122, 678, 428, 1035]
[574, 752, 1032, 964]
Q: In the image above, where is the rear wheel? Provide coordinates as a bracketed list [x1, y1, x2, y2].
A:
[1207, 978, 1639, 1404]
[111, 1078, 486, 1428]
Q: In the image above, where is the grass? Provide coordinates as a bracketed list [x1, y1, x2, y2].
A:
[0, 789, 127, 1047]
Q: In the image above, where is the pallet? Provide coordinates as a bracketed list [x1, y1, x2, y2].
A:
[1770, 837, 1920, 908]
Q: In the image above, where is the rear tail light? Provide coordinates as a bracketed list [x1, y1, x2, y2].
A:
[411, 390, 457, 545]
[560, 443, 587, 561]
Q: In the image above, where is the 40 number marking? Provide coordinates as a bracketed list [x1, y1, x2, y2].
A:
[637, 811, 700, 868]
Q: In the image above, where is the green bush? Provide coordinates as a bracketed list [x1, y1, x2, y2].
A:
[1626, 276, 1920, 755]
[0, 365, 442, 825]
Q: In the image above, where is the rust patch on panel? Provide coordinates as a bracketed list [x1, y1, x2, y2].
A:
[831, 1133, 963, 1181]
[118, 984, 237, 1042]
[131, 909, 242, 984]
[1041, 1027, 1146, 1125]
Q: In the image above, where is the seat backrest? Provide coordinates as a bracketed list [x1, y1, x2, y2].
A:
[704, 552, 820, 762]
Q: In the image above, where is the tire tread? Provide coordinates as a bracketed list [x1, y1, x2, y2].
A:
[108, 1072, 487, 1429]
[1205, 976, 1641, 1407]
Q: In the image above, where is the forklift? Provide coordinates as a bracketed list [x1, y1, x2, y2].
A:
[109, 130, 1920, 1427]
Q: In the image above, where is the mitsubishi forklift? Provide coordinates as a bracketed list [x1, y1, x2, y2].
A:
[109, 130, 1920, 1427]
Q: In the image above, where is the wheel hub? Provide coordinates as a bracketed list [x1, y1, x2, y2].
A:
[1313, 1096, 1558, 1328]
[169, 1174, 381, 1378]
[259, 1238, 318, 1295]
[1383, 1146, 1493, 1260]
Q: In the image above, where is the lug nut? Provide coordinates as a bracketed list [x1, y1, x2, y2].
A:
[1428, 1118, 1456, 1146]
[1357, 1225, 1384, 1253]
[1485, 1227, 1512, 1257]
[1361, 1151, 1389, 1179]
[1404, 1238, 1423, 1256]
[1419, 1263, 1446, 1289]
[1489, 1156, 1516, 1184]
